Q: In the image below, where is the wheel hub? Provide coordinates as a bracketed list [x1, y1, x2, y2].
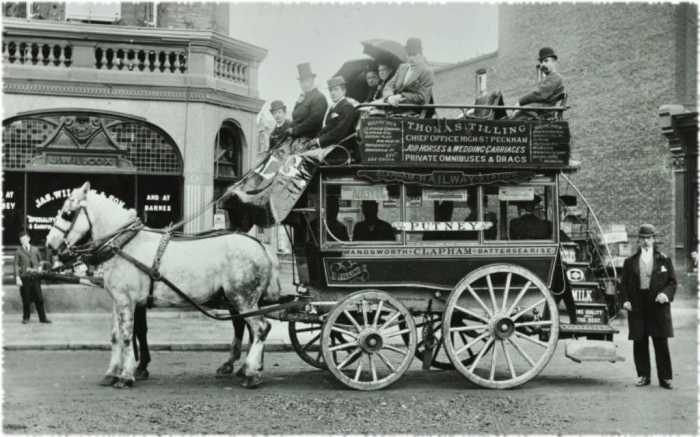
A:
[492, 317, 515, 339]
[358, 330, 384, 353]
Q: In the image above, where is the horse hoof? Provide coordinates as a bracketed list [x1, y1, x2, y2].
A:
[113, 378, 134, 389]
[99, 376, 118, 387]
[216, 363, 234, 376]
[241, 375, 263, 389]
[234, 365, 247, 378]
[134, 368, 149, 381]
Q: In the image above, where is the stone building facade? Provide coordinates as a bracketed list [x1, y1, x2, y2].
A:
[434, 3, 697, 267]
[2, 2, 267, 247]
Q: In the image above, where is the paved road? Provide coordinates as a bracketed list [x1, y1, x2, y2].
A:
[4, 308, 697, 434]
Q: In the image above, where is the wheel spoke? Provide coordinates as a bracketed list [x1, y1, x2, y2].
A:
[380, 310, 402, 330]
[383, 327, 414, 339]
[354, 361, 363, 382]
[489, 339, 499, 381]
[294, 325, 322, 334]
[507, 337, 535, 367]
[486, 274, 498, 313]
[514, 330, 550, 348]
[456, 331, 490, 356]
[376, 351, 396, 372]
[454, 304, 488, 323]
[331, 325, 358, 339]
[337, 348, 362, 370]
[506, 280, 532, 315]
[369, 354, 378, 382]
[343, 310, 362, 331]
[502, 340, 516, 378]
[502, 272, 512, 312]
[372, 300, 384, 328]
[301, 332, 322, 351]
[465, 285, 494, 317]
[383, 344, 408, 356]
[361, 300, 369, 327]
[514, 320, 553, 328]
[512, 298, 547, 321]
[449, 324, 489, 333]
[328, 341, 359, 352]
[468, 337, 495, 373]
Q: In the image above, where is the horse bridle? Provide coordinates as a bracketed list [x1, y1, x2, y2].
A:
[52, 204, 93, 251]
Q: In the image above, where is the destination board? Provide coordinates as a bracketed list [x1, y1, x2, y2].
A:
[358, 118, 570, 167]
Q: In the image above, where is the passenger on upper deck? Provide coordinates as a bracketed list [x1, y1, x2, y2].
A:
[353, 200, 395, 241]
[287, 63, 328, 139]
[382, 38, 435, 116]
[511, 47, 565, 120]
[268, 100, 291, 150]
[509, 196, 553, 240]
[374, 63, 396, 100]
[312, 76, 357, 149]
[363, 68, 380, 103]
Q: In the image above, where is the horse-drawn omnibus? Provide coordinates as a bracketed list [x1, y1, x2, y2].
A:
[46, 103, 624, 391]
[279, 103, 623, 390]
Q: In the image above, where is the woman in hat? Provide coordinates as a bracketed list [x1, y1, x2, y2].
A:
[620, 224, 677, 389]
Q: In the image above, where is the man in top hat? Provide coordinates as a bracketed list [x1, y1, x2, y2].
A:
[268, 100, 291, 150]
[287, 63, 328, 140]
[512, 47, 565, 120]
[620, 224, 677, 389]
[13, 230, 51, 324]
[314, 76, 357, 149]
[383, 37, 435, 116]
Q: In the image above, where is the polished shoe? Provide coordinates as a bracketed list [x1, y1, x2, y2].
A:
[39, 319, 52, 324]
[635, 376, 651, 386]
[21, 319, 29, 324]
[660, 379, 674, 389]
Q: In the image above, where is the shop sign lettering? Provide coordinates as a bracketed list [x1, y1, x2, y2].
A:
[46, 154, 118, 167]
[2, 190, 15, 211]
[391, 221, 493, 232]
[34, 189, 126, 209]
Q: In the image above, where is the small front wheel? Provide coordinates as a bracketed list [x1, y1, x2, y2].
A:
[321, 290, 416, 391]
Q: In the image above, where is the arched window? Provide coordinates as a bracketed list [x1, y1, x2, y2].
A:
[214, 120, 244, 181]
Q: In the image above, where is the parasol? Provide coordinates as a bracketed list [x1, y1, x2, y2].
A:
[334, 58, 377, 102]
[361, 39, 407, 69]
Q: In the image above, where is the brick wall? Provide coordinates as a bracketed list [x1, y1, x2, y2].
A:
[434, 3, 698, 252]
[157, 2, 229, 34]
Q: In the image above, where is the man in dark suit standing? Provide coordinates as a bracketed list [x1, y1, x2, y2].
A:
[621, 224, 677, 389]
[13, 230, 51, 324]
[268, 100, 291, 150]
[315, 76, 357, 149]
[383, 37, 435, 116]
[287, 63, 328, 140]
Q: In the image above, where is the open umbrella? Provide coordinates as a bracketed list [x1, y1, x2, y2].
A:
[361, 39, 407, 69]
[334, 58, 377, 102]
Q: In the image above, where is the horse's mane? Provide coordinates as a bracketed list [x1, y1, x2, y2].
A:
[85, 190, 137, 222]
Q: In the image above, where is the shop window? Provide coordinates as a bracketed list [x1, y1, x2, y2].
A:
[484, 184, 555, 241]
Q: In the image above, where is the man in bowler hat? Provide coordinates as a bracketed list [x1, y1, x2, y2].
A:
[512, 47, 565, 120]
[268, 100, 291, 150]
[287, 63, 328, 139]
[14, 230, 51, 324]
[314, 76, 357, 149]
[621, 224, 677, 389]
[383, 37, 435, 116]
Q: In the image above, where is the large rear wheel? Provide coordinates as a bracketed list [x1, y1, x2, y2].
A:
[443, 264, 559, 389]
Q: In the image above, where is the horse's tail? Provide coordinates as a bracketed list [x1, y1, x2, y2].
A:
[261, 243, 282, 302]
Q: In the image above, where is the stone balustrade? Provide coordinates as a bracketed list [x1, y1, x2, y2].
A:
[214, 54, 248, 84]
[2, 40, 73, 67]
[94, 45, 187, 73]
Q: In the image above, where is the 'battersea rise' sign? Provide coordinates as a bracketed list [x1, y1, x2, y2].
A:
[359, 118, 570, 167]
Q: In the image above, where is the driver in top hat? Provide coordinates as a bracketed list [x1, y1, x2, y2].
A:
[512, 47, 565, 120]
[313, 76, 357, 149]
[287, 63, 328, 140]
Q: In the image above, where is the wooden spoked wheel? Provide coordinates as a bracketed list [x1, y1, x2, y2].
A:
[321, 290, 417, 391]
[288, 321, 326, 369]
[443, 264, 559, 389]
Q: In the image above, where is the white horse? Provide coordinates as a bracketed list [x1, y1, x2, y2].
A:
[46, 182, 280, 388]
